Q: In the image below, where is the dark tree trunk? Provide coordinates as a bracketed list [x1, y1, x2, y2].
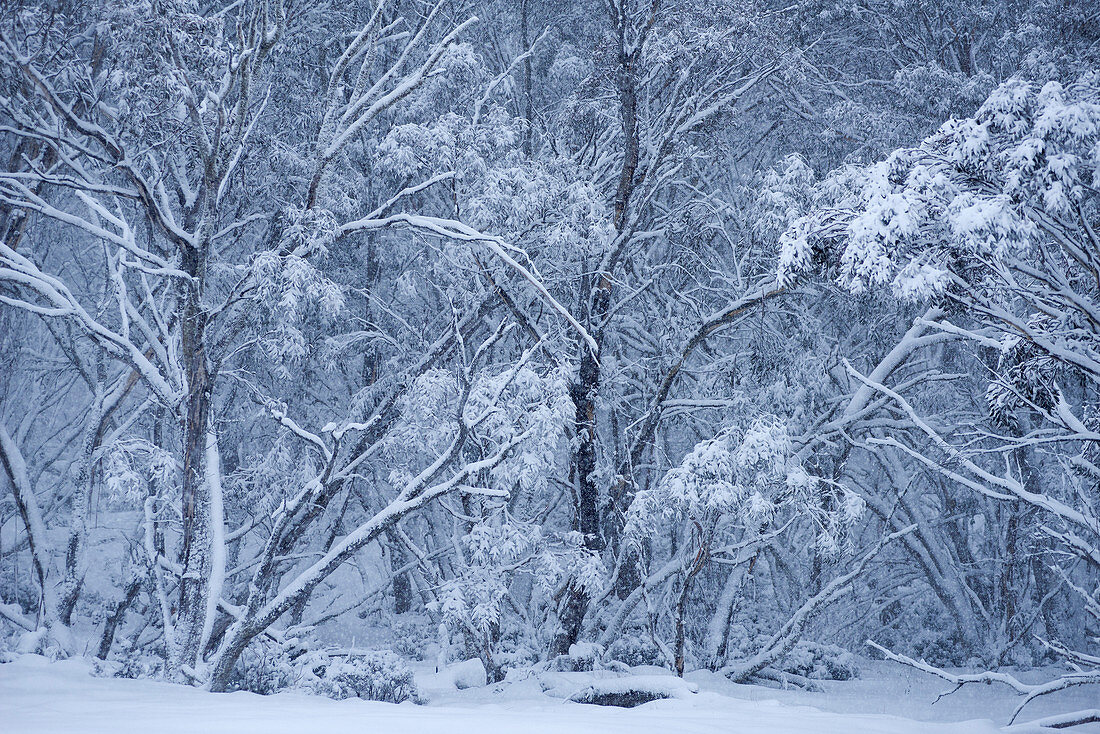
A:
[520, 0, 534, 157]
[552, 4, 644, 655]
[97, 574, 143, 659]
[389, 531, 413, 614]
[175, 241, 214, 672]
[553, 334, 605, 657]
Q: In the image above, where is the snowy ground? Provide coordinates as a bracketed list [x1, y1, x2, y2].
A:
[2, 655, 1097, 734]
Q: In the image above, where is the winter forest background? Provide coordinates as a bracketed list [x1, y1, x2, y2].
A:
[0, 0, 1099, 730]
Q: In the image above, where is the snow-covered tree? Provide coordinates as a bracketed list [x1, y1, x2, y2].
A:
[779, 74, 1100, 726]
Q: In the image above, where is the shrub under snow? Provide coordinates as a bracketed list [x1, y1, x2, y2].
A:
[298, 649, 422, 703]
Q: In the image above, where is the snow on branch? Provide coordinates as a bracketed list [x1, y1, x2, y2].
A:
[867, 641, 1100, 725]
[339, 212, 598, 354]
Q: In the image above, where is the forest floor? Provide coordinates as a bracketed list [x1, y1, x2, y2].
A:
[2, 654, 1098, 734]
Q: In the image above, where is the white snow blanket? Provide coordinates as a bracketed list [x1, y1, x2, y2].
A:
[0, 655, 1010, 734]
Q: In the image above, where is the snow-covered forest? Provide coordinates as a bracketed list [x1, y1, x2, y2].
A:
[1, 0, 1098, 730]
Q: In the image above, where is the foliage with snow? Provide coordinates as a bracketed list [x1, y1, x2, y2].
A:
[1, 0, 1098, 730]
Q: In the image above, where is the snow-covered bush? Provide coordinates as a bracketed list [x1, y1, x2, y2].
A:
[5, 627, 67, 660]
[551, 642, 606, 672]
[489, 619, 541, 674]
[391, 617, 435, 662]
[905, 630, 976, 669]
[780, 641, 860, 681]
[109, 652, 166, 683]
[606, 630, 664, 668]
[298, 649, 421, 704]
[227, 641, 296, 695]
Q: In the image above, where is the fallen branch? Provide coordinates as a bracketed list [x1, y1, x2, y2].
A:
[867, 641, 1100, 724]
[1004, 709, 1100, 731]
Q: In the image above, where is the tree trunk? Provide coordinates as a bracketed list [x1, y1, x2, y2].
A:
[97, 573, 143, 659]
[553, 339, 604, 657]
[60, 365, 106, 625]
[388, 531, 413, 614]
[173, 244, 214, 676]
[552, 7, 643, 654]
